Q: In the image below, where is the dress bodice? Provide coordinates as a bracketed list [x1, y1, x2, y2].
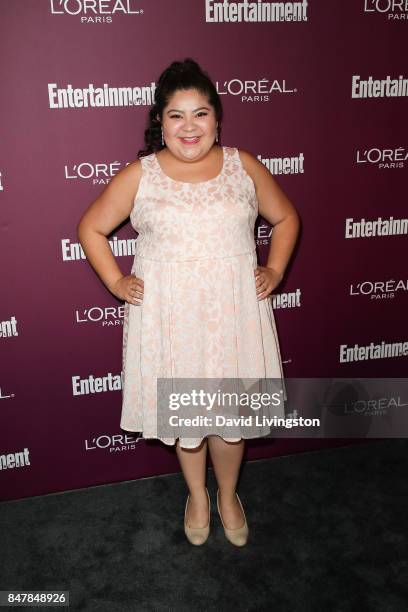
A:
[130, 146, 258, 262]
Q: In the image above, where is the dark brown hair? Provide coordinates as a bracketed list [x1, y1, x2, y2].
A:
[138, 57, 223, 157]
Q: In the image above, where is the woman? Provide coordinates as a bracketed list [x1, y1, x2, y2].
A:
[77, 58, 300, 547]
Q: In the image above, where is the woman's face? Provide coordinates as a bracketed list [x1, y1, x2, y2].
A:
[158, 88, 217, 161]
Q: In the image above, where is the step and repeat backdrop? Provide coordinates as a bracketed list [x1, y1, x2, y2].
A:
[1, 1, 406, 501]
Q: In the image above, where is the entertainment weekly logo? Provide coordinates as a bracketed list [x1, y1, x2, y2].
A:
[356, 146, 407, 169]
[339, 339, 408, 363]
[258, 153, 305, 175]
[345, 216, 408, 238]
[85, 432, 143, 453]
[349, 279, 408, 301]
[48, 82, 155, 108]
[351, 75, 408, 98]
[49, 0, 143, 23]
[75, 305, 125, 327]
[205, 0, 309, 22]
[216, 77, 297, 102]
[271, 289, 302, 310]
[61, 236, 137, 261]
[1, 316, 18, 339]
[363, 0, 408, 20]
[65, 160, 130, 185]
[72, 371, 123, 396]
[0, 448, 31, 471]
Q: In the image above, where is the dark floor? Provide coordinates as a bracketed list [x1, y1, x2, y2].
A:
[1, 439, 408, 611]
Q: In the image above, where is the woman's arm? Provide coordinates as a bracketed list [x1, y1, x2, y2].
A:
[77, 159, 142, 294]
[238, 149, 300, 281]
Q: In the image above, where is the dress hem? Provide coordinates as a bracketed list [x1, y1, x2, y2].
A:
[119, 429, 277, 450]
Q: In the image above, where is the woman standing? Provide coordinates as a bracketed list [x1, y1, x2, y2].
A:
[77, 58, 300, 547]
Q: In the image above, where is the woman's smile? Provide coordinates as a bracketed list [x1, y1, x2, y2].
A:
[179, 136, 201, 145]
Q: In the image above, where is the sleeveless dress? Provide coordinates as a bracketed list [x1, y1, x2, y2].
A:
[120, 146, 286, 449]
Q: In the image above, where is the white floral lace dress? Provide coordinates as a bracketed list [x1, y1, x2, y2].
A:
[120, 146, 286, 449]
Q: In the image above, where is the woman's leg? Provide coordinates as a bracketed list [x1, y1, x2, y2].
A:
[207, 436, 246, 529]
[175, 437, 209, 528]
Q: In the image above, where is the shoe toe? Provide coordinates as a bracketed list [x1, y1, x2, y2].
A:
[217, 490, 249, 547]
[186, 527, 210, 546]
[184, 488, 211, 545]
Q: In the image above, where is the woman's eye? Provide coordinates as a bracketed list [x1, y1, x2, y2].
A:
[169, 113, 208, 119]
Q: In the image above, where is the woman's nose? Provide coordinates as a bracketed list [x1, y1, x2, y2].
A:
[182, 116, 197, 130]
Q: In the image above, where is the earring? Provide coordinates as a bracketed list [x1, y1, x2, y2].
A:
[161, 127, 164, 146]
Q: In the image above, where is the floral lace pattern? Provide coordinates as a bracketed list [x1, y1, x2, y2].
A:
[120, 146, 286, 449]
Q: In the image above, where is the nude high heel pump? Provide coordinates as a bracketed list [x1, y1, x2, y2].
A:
[184, 487, 211, 546]
[217, 489, 249, 547]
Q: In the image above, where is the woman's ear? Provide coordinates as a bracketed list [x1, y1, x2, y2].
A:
[156, 113, 161, 123]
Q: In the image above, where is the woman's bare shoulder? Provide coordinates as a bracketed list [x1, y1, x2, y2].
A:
[89, 158, 143, 218]
[236, 148, 261, 173]
[120, 157, 142, 186]
[106, 157, 143, 202]
[236, 147, 280, 186]
[77, 157, 145, 236]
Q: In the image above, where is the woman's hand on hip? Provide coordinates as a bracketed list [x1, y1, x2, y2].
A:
[111, 274, 144, 305]
[254, 266, 282, 301]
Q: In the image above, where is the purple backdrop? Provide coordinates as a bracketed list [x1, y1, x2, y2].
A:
[1, 0, 407, 501]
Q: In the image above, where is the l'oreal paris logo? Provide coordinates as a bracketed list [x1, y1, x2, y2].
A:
[363, 0, 408, 18]
[216, 78, 296, 103]
[349, 279, 408, 299]
[343, 396, 408, 416]
[49, 0, 143, 22]
[64, 161, 130, 185]
[85, 433, 143, 451]
[75, 306, 125, 326]
[205, 0, 309, 22]
[356, 147, 407, 168]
